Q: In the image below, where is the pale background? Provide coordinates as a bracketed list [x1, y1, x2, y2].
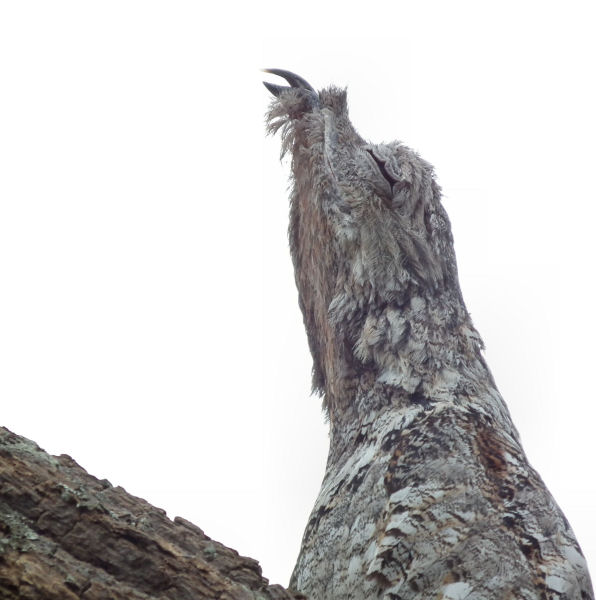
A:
[1, 0, 594, 588]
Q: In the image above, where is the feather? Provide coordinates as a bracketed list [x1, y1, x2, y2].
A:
[264, 72, 594, 599]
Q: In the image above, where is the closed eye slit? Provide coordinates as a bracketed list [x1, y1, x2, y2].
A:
[365, 149, 400, 189]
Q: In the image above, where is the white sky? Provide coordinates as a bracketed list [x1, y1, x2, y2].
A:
[1, 0, 594, 589]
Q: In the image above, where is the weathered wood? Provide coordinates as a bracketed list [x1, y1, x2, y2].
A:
[0, 427, 303, 600]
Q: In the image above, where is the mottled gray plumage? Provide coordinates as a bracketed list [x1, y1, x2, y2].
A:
[263, 69, 594, 600]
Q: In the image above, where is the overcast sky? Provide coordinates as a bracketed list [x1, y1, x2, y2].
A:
[1, 0, 594, 588]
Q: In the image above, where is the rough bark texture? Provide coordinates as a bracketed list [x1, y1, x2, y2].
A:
[0, 427, 303, 600]
[263, 70, 594, 599]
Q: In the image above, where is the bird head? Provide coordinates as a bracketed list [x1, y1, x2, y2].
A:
[263, 70, 462, 411]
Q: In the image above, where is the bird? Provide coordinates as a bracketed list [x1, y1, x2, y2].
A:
[263, 69, 594, 600]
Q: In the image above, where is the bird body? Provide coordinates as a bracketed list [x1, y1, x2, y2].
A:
[263, 70, 594, 600]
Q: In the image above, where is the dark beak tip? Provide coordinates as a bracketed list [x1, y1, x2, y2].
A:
[263, 81, 288, 98]
[261, 68, 315, 93]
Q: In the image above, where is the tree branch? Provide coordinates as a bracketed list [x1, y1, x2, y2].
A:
[0, 427, 303, 600]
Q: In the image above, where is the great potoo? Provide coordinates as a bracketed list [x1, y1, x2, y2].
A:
[263, 69, 594, 600]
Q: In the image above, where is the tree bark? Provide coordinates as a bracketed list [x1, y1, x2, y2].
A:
[0, 427, 303, 600]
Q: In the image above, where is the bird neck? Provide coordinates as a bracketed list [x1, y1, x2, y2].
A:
[322, 288, 496, 438]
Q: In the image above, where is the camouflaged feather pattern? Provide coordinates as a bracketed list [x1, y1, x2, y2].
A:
[264, 74, 594, 600]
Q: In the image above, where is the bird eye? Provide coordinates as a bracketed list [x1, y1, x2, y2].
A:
[364, 148, 401, 208]
[365, 149, 400, 190]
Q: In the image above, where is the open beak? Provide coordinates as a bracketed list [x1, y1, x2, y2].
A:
[262, 68, 316, 98]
